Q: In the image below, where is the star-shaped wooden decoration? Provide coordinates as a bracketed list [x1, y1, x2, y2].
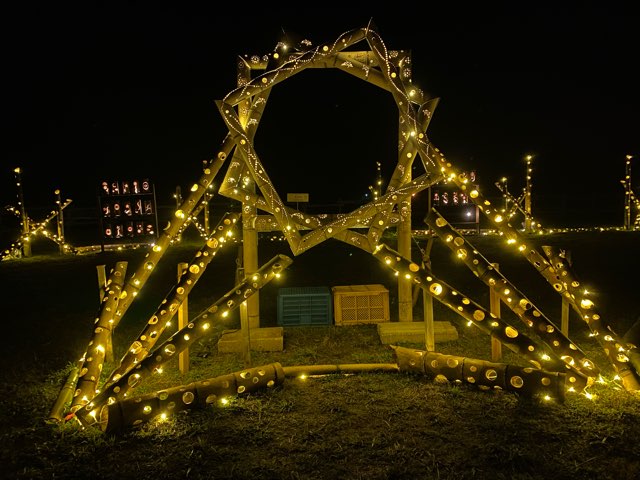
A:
[214, 22, 445, 256]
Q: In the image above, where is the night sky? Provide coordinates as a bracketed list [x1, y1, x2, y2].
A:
[3, 3, 639, 227]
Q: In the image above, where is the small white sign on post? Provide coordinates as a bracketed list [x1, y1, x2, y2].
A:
[287, 193, 309, 203]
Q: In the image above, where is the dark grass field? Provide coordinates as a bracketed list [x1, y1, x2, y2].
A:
[0, 226, 639, 479]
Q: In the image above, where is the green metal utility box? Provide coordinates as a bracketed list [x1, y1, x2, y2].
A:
[277, 287, 332, 326]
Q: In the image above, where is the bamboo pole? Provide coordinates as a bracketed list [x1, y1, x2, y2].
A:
[541, 245, 640, 390]
[70, 261, 128, 413]
[489, 263, 503, 362]
[282, 364, 400, 377]
[372, 242, 584, 381]
[222, 27, 366, 107]
[47, 366, 79, 423]
[411, 139, 640, 391]
[177, 262, 189, 375]
[103, 363, 286, 434]
[392, 345, 570, 402]
[425, 209, 598, 380]
[420, 237, 435, 352]
[108, 136, 234, 331]
[559, 250, 572, 336]
[236, 60, 261, 339]
[76, 254, 293, 428]
[96, 265, 107, 301]
[14, 167, 31, 257]
[98, 362, 402, 433]
[624, 155, 632, 230]
[524, 155, 533, 233]
[397, 114, 414, 323]
[103, 213, 240, 386]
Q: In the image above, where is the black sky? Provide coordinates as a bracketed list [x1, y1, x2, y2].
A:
[2, 3, 639, 226]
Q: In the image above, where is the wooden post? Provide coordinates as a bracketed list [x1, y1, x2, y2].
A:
[624, 155, 632, 230]
[95, 264, 113, 362]
[14, 167, 31, 257]
[561, 298, 570, 337]
[560, 250, 571, 336]
[202, 161, 211, 236]
[236, 246, 252, 367]
[236, 62, 261, 340]
[54, 189, 65, 254]
[397, 117, 413, 322]
[423, 294, 435, 352]
[173, 186, 183, 242]
[524, 155, 533, 233]
[177, 262, 190, 375]
[422, 237, 435, 351]
[490, 263, 502, 361]
[96, 265, 107, 301]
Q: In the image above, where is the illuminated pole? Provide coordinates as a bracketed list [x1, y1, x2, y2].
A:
[233, 56, 267, 334]
[369, 161, 382, 200]
[397, 121, 413, 323]
[524, 155, 533, 233]
[624, 155, 632, 230]
[14, 167, 31, 257]
[54, 189, 65, 254]
[202, 160, 211, 236]
[174, 185, 182, 209]
[500, 177, 509, 211]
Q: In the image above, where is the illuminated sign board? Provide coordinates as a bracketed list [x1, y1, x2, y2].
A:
[97, 179, 159, 247]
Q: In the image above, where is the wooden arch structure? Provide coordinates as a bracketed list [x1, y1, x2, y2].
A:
[57, 22, 639, 433]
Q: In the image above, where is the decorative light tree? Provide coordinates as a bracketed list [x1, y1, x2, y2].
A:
[1, 169, 76, 260]
[524, 154, 534, 233]
[622, 154, 637, 230]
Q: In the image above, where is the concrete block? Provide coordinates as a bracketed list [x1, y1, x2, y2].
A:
[377, 321, 458, 345]
[217, 327, 284, 353]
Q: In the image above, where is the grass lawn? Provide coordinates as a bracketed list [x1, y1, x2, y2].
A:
[1, 228, 639, 479]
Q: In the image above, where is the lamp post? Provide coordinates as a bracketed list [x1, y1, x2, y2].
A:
[624, 155, 633, 230]
[524, 155, 533, 233]
[14, 167, 31, 257]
